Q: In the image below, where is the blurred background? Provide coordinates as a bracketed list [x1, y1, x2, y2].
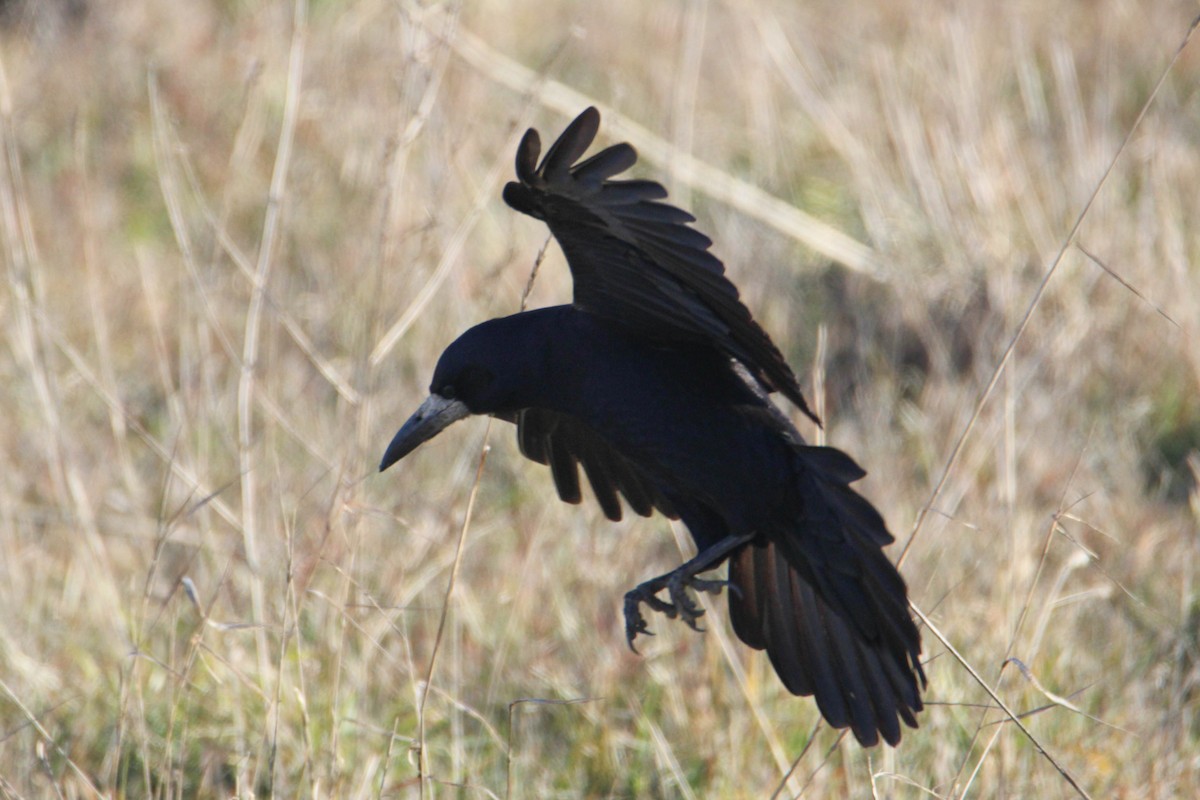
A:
[1, 0, 1198, 796]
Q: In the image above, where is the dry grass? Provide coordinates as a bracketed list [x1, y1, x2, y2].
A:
[1, 0, 1198, 797]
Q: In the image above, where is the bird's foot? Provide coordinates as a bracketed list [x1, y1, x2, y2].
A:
[622, 568, 732, 652]
[621, 533, 756, 653]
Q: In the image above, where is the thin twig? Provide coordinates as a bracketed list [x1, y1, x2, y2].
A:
[506, 697, 598, 799]
[1076, 242, 1179, 328]
[0, 679, 106, 799]
[911, 603, 1093, 800]
[1003, 658, 1132, 734]
[416, 431, 492, 798]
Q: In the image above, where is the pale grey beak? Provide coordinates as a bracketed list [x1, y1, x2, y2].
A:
[379, 394, 471, 472]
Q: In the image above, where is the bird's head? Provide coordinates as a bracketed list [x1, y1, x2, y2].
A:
[379, 311, 560, 472]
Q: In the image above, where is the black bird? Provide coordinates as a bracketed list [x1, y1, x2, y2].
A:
[381, 108, 924, 747]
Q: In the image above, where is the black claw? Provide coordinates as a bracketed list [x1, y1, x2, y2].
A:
[624, 592, 661, 652]
[626, 626, 654, 654]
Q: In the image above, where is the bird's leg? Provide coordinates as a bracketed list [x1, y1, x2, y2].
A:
[624, 533, 756, 652]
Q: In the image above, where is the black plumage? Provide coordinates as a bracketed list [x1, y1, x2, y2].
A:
[381, 108, 924, 747]
[501, 107, 820, 426]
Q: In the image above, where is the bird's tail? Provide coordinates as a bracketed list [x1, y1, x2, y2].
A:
[727, 445, 925, 747]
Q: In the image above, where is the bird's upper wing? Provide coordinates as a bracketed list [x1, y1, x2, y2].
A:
[504, 408, 677, 522]
[502, 107, 818, 425]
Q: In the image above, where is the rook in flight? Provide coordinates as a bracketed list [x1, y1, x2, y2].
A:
[381, 108, 924, 746]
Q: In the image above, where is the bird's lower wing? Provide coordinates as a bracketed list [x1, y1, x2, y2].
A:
[514, 408, 677, 522]
[728, 539, 922, 747]
[727, 446, 925, 747]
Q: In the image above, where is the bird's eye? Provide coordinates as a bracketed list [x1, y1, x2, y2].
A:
[441, 385, 456, 400]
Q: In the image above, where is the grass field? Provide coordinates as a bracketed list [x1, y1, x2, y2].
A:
[1, 0, 1199, 796]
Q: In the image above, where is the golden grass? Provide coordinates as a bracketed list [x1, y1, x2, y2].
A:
[1, 0, 1198, 796]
